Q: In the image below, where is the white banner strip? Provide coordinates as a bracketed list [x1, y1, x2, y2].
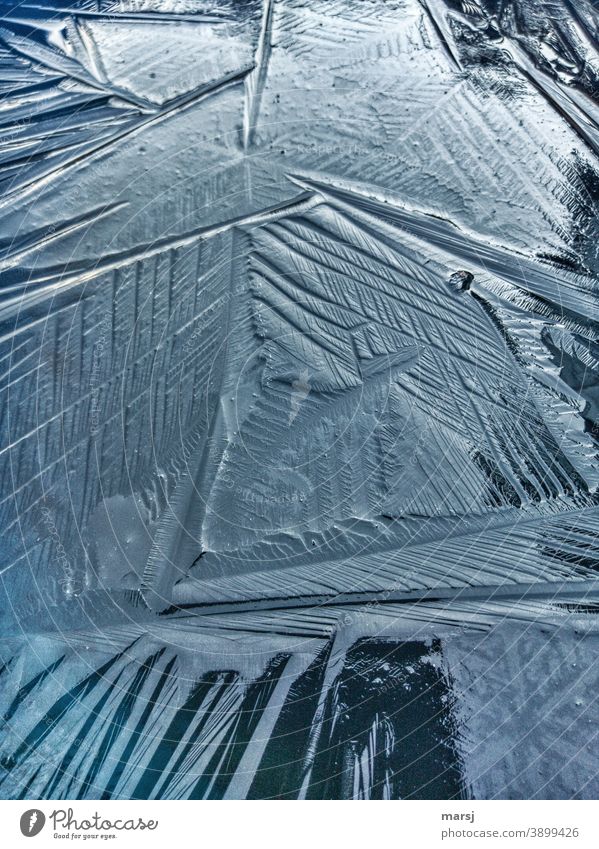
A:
[0, 800, 597, 848]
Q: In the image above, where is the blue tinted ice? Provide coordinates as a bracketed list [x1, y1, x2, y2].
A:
[0, 0, 599, 799]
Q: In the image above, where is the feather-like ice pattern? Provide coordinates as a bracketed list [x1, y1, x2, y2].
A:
[1, 0, 599, 800]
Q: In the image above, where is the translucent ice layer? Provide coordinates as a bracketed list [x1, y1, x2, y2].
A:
[1, 0, 599, 799]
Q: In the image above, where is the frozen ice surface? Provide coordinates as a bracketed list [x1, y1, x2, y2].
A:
[0, 0, 599, 799]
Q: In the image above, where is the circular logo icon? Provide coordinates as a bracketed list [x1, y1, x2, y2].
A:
[20, 810, 45, 837]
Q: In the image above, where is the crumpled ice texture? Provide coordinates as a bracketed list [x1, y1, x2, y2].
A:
[0, 0, 599, 800]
